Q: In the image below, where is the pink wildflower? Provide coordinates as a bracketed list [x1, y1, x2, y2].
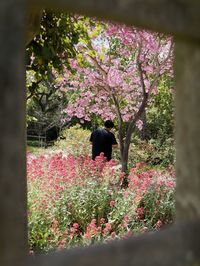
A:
[73, 223, 79, 229]
[91, 218, 96, 225]
[103, 223, 112, 234]
[111, 231, 116, 239]
[58, 240, 65, 250]
[156, 219, 163, 229]
[109, 200, 115, 208]
[100, 218, 105, 224]
[70, 227, 77, 237]
[123, 215, 129, 223]
[135, 207, 145, 221]
[29, 250, 34, 256]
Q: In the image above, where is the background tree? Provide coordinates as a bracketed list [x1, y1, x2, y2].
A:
[147, 76, 174, 141]
[26, 11, 89, 139]
[61, 21, 174, 173]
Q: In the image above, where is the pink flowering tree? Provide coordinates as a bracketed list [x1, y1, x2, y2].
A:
[60, 21, 173, 173]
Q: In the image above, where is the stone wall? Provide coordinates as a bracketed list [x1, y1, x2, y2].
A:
[0, 1, 27, 266]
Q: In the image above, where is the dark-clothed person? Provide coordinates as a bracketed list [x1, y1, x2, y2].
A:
[90, 120, 117, 161]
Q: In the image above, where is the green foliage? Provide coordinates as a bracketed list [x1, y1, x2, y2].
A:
[147, 77, 174, 141]
[27, 70, 68, 130]
[26, 12, 83, 75]
[113, 140, 149, 168]
[113, 136, 175, 169]
[146, 138, 175, 166]
[26, 12, 89, 129]
[55, 125, 91, 156]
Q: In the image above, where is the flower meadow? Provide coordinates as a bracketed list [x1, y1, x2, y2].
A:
[27, 152, 175, 253]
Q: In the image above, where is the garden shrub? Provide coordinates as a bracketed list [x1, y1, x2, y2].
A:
[55, 124, 91, 156]
[113, 136, 175, 170]
[145, 138, 175, 167]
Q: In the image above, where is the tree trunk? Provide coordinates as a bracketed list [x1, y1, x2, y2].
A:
[118, 127, 125, 170]
[121, 142, 130, 174]
[137, 110, 149, 140]
[117, 124, 132, 187]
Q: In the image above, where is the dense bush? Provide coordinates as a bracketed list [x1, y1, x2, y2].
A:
[146, 78, 174, 141]
[145, 138, 175, 166]
[55, 125, 91, 156]
[27, 153, 175, 253]
[113, 137, 175, 169]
